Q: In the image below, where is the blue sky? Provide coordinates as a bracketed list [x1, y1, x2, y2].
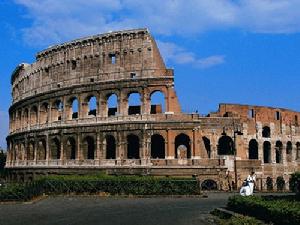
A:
[1, 0, 300, 149]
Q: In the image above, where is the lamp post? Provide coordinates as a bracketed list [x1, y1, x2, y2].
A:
[233, 126, 243, 190]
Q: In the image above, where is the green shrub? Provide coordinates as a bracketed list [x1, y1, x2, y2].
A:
[0, 180, 44, 201]
[289, 172, 300, 193]
[0, 175, 200, 201]
[227, 195, 300, 225]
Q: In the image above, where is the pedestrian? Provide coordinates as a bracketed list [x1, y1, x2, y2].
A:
[239, 179, 251, 196]
[247, 171, 256, 195]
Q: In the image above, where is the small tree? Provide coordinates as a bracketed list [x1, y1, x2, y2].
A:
[0, 149, 6, 169]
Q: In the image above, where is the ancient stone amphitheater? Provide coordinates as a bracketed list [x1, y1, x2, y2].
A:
[6, 28, 300, 190]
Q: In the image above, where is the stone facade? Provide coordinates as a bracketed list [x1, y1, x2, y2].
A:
[6, 28, 300, 190]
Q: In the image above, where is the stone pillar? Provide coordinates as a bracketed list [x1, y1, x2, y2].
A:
[77, 132, 82, 160]
[142, 90, 150, 115]
[49, 101, 53, 122]
[166, 86, 171, 112]
[46, 134, 50, 165]
[271, 142, 276, 164]
[34, 138, 38, 163]
[99, 93, 107, 117]
[166, 129, 174, 159]
[282, 143, 287, 165]
[96, 131, 101, 160]
[60, 134, 64, 162]
[258, 140, 264, 163]
[61, 96, 67, 121]
[37, 102, 41, 126]
[119, 91, 127, 116]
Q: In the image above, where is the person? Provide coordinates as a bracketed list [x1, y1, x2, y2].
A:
[239, 179, 251, 196]
[247, 171, 256, 195]
[225, 170, 233, 191]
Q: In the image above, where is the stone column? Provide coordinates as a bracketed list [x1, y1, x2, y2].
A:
[119, 91, 127, 116]
[96, 131, 101, 161]
[142, 89, 150, 115]
[258, 140, 264, 163]
[282, 143, 287, 165]
[46, 134, 50, 165]
[77, 132, 82, 160]
[60, 134, 64, 163]
[37, 102, 41, 126]
[166, 129, 174, 159]
[99, 93, 107, 117]
[271, 141, 276, 164]
[34, 138, 38, 163]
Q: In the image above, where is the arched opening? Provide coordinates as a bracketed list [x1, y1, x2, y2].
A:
[218, 135, 234, 155]
[107, 94, 118, 116]
[151, 134, 165, 159]
[262, 126, 271, 138]
[296, 142, 300, 160]
[50, 137, 61, 160]
[88, 96, 97, 116]
[201, 179, 218, 191]
[286, 141, 293, 162]
[83, 136, 95, 159]
[128, 92, 141, 115]
[249, 139, 258, 159]
[275, 141, 283, 163]
[52, 100, 63, 121]
[266, 177, 273, 191]
[30, 106, 38, 125]
[263, 141, 271, 163]
[175, 133, 191, 159]
[68, 97, 79, 119]
[65, 137, 76, 160]
[37, 139, 46, 160]
[27, 142, 35, 160]
[276, 176, 285, 191]
[127, 134, 140, 159]
[202, 137, 211, 158]
[40, 102, 49, 124]
[106, 135, 116, 159]
[23, 108, 29, 128]
[150, 91, 165, 114]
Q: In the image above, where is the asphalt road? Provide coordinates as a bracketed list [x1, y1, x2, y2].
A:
[0, 193, 235, 225]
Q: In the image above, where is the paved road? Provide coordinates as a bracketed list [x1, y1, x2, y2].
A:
[0, 193, 235, 225]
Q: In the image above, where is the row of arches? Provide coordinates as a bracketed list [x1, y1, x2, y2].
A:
[10, 134, 300, 163]
[11, 133, 177, 161]
[10, 90, 166, 131]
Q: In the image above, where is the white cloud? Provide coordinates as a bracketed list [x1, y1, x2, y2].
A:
[14, 0, 300, 46]
[0, 111, 8, 150]
[158, 41, 225, 69]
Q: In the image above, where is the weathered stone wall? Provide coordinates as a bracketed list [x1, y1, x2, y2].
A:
[6, 29, 300, 191]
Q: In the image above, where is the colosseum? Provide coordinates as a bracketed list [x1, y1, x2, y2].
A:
[5, 28, 300, 190]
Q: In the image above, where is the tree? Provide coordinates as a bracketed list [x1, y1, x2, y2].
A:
[0, 148, 6, 170]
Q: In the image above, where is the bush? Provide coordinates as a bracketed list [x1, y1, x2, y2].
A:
[0, 175, 200, 201]
[0, 180, 44, 201]
[289, 172, 300, 193]
[227, 195, 300, 225]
